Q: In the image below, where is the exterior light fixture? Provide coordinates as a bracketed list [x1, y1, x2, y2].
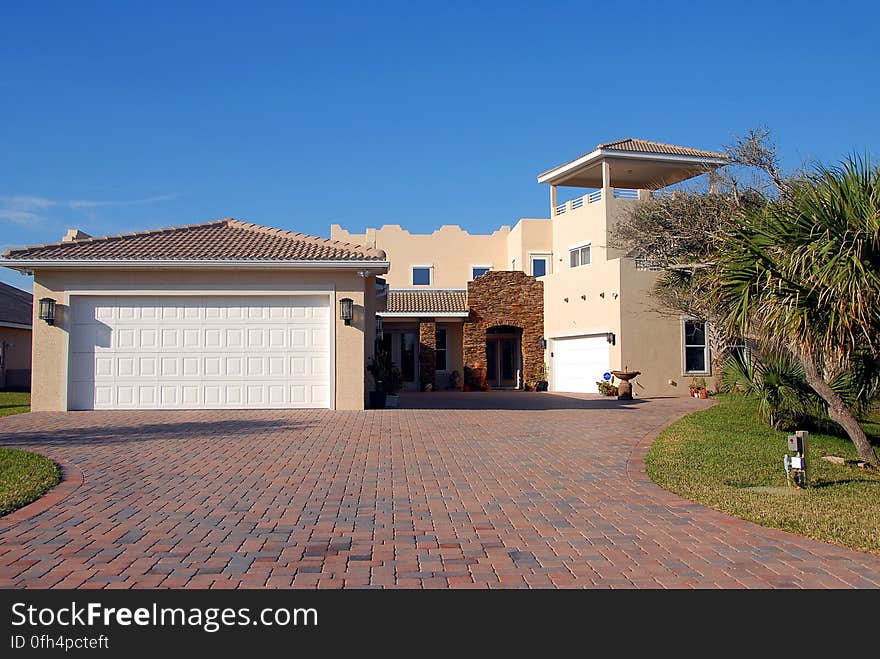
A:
[339, 298, 354, 326]
[606, 332, 615, 346]
[38, 297, 57, 325]
[376, 315, 384, 340]
[538, 337, 547, 349]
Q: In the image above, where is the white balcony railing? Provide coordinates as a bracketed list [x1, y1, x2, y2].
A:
[553, 188, 640, 215]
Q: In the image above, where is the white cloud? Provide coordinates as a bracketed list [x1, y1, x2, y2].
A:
[0, 193, 179, 225]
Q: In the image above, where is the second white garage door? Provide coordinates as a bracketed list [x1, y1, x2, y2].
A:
[68, 295, 331, 410]
[551, 335, 611, 393]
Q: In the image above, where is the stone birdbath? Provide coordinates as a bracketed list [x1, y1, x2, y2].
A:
[611, 369, 641, 401]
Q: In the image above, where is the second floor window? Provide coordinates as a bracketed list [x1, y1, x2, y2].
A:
[411, 266, 431, 286]
[530, 254, 550, 277]
[569, 244, 591, 268]
[472, 266, 490, 280]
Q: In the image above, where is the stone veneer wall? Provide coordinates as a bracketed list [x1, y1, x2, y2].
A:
[418, 320, 436, 391]
[463, 271, 544, 386]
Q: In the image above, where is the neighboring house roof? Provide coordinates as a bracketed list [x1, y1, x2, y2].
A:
[383, 289, 469, 315]
[1, 219, 387, 263]
[0, 281, 32, 328]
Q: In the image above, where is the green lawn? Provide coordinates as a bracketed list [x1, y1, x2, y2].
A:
[647, 394, 880, 555]
[0, 391, 30, 417]
[0, 448, 59, 516]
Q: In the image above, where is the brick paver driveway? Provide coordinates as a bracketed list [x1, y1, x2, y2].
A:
[2, 392, 879, 588]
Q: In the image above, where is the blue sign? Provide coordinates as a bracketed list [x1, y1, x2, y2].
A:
[603, 372, 612, 381]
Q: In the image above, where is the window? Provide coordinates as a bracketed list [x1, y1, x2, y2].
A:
[435, 328, 447, 370]
[472, 266, 490, 280]
[411, 266, 431, 286]
[569, 244, 591, 268]
[683, 319, 709, 373]
[530, 253, 550, 277]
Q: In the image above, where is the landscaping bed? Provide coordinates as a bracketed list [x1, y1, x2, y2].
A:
[0, 448, 60, 517]
[646, 394, 880, 555]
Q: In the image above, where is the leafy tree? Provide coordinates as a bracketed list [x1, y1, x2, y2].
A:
[713, 157, 880, 465]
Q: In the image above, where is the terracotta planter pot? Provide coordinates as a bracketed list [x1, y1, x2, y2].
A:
[699, 389, 708, 399]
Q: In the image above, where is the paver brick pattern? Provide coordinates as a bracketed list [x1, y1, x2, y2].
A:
[1, 392, 878, 589]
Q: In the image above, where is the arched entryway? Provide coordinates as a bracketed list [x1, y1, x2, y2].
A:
[485, 325, 522, 388]
[463, 271, 544, 390]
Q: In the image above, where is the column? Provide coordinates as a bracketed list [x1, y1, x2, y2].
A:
[418, 320, 436, 391]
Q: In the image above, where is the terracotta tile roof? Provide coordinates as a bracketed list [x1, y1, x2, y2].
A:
[385, 289, 468, 314]
[538, 138, 727, 180]
[598, 138, 726, 159]
[0, 281, 32, 326]
[1, 219, 386, 262]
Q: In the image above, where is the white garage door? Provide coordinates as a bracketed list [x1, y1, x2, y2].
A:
[551, 335, 610, 393]
[68, 295, 331, 410]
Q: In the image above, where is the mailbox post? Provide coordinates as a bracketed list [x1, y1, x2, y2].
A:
[785, 430, 809, 488]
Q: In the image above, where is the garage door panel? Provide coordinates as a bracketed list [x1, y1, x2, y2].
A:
[68, 295, 331, 410]
[552, 336, 611, 393]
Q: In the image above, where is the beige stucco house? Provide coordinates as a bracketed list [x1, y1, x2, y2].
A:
[333, 138, 728, 397]
[1, 138, 726, 410]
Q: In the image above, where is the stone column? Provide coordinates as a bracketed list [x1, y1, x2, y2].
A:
[418, 320, 436, 391]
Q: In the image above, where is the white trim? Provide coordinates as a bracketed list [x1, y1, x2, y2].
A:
[527, 251, 551, 277]
[410, 264, 433, 286]
[546, 328, 610, 340]
[681, 316, 711, 376]
[537, 148, 727, 184]
[0, 321, 32, 330]
[470, 264, 492, 280]
[0, 259, 389, 271]
[63, 288, 338, 410]
[378, 311, 468, 318]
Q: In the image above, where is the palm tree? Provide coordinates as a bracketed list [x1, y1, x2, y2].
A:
[713, 157, 880, 466]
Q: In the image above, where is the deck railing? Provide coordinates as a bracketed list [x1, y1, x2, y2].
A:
[553, 188, 640, 215]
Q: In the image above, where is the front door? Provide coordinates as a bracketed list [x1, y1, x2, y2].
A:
[386, 329, 419, 391]
[485, 336, 520, 388]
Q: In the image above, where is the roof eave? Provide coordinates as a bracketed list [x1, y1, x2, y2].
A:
[537, 148, 728, 185]
[378, 311, 469, 318]
[0, 259, 390, 272]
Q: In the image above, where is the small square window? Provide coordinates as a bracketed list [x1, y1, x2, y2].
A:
[472, 267, 490, 280]
[412, 267, 431, 286]
[569, 245, 591, 268]
[531, 257, 547, 278]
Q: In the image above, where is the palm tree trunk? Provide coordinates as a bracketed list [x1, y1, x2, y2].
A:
[802, 351, 879, 467]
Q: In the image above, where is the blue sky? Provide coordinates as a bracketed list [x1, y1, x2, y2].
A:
[2, 1, 878, 291]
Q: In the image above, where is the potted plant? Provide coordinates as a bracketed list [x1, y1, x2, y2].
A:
[689, 377, 699, 397]
[596, 380, 618, 396]
[535, 362, 549, 392]
[367, 349, 402, 408]
[697, 377, 709, 399]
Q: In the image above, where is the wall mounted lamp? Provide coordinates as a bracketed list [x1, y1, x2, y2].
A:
[339, 297, 354, 326]
[38, 297, 56, 325]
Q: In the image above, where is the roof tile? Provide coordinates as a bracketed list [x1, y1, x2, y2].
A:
[386, 290, 468, 314]
[1, 219, 386, 262]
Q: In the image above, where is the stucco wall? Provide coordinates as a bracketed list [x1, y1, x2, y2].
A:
[30, 268, 371, 411]
[0, 326, 32, 389]
[332, 224, 510, 289]
[505, 219, 553, 275]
